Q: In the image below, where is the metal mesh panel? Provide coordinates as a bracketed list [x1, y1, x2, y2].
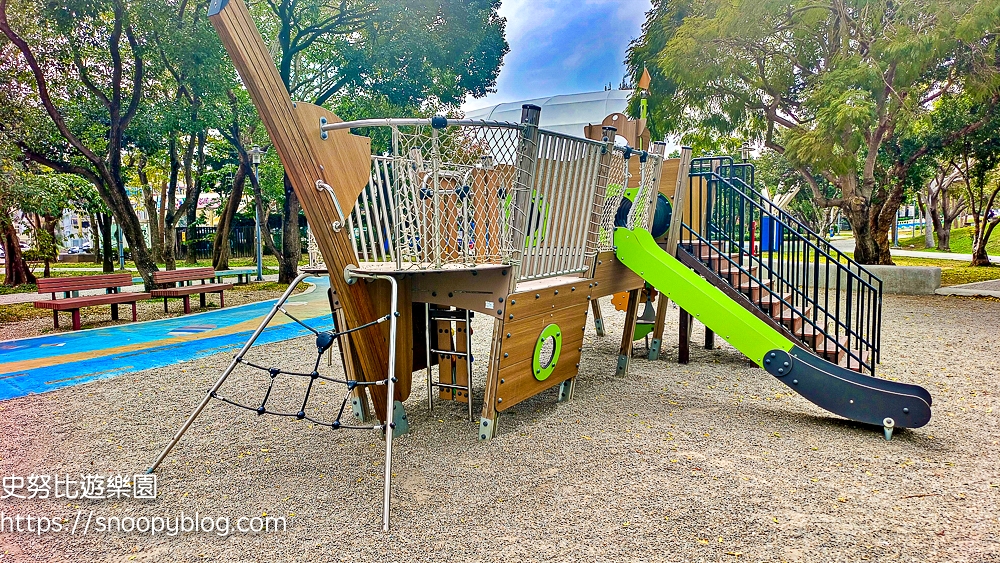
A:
[348, 123, 527, 270]
[596, 148, 631, 252]
[626, 154, 663, 231]
[517, 131, 607, 281]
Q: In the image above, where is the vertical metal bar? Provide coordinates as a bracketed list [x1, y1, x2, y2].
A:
[465, 308, 473, 421]
[431, 126, 443, 268]
[544, 136, 573, 276]
[509, 105, 541, 287]
[570, 143, 595, 271]
[425, 302, 433, 412]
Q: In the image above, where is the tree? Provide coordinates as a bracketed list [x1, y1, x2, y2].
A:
[917, 163, 967, 252]
[0, 159, 36, 286]
[20, 171, 75, 277]
[212, 89, 263, 270]
[0, 0, 160, 284]
[628, 0, 1000, 264]
[245, 0, 508, 282]
[755, 150, 840, 235]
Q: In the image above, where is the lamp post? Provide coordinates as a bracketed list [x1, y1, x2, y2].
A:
[248, 145, 266, 281]
[740, 142, 751, 163]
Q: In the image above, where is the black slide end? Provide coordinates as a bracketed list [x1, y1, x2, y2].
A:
[764, 346, 932, 429]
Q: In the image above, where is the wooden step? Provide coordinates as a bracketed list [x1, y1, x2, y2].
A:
[739, 278, 771, 301]
[795, 321, 826, 348]
[773, 305, 810, 333]
[817, 335, 849, 362]
[838, 348, 871, 373]
[756, 292, 792, 314]
[717, 265, 758, 285]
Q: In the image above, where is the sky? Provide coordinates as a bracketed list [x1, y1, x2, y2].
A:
[462, 0, 653, 112]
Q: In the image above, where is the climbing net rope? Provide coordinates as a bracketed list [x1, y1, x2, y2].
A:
[210, 304, 395, 433]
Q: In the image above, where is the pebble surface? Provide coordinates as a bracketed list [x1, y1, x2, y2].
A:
[0, 293, 997, 562]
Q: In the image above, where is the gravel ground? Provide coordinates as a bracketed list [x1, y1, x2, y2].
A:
[0, 293, 998, 562]
[0, 283, 303, 342]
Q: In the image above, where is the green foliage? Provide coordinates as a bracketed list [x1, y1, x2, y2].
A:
[897, 226, 1000, 256]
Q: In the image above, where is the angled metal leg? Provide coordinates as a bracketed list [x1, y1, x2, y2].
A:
[347, 271, 399, 532]
[146, 273, 310, 474]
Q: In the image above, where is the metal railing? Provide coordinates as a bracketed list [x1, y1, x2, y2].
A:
[681, 156, 882, 374]
[336, 110, 633, 283]
[517, 129, 609, 281]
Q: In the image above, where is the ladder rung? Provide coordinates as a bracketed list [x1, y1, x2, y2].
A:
[428, 310, 473, 321]
[430, 348, 470, 357]
[431, 382, 470, 391]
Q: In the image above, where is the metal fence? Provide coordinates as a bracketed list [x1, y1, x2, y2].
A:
[326, 112, 663, 282]
[175, 225, 302, 261]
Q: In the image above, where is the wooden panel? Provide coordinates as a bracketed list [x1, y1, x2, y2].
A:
[497, 323, 586, 375]
[37, 274, 133, 293]
[435, 319, 456, 400]
[506, 277, 592, 321]
[408, 265, 511, 318]
[659, 159, 681, 199]
[589, 251, 644, 299]
[454, 320, 470, 403]
[209, 0, 392, 420]
[494, 302, 589, 411]
[496, 304, 589, 360]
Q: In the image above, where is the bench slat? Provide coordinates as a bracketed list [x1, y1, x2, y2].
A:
[151, 283, 233, 297]
[33, 292, 152, 310]
[152, 267, 217, 284]
[36, 274, 134, 293]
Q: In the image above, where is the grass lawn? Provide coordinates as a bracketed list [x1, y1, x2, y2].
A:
[896, 225, 1000, 255]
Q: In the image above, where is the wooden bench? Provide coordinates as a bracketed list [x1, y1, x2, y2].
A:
[151, 267, 232, 314]
[34, 274, 151, 331]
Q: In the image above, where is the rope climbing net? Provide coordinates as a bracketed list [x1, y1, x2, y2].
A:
[210, 306, 393, 432]
[146, 272, 402, 531]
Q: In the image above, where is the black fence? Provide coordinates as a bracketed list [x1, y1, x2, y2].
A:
[175, 226, 307, 261]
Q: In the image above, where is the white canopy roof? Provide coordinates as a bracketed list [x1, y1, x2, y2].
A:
[464, 89, 633, 138]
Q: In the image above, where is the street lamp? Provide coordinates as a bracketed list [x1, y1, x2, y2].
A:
[740, 142, 751, 163]
[248, 145, 266, 282]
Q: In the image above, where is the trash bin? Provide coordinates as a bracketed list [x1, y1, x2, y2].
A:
[760, 216, 784, 252]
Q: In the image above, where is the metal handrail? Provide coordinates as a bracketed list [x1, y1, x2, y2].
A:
[683, 158, 882, 373]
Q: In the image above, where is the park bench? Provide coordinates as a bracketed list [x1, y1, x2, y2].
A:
[34, 273, 151, 331]
[214, 267, 258, 285]
[151, 267, 232, 314]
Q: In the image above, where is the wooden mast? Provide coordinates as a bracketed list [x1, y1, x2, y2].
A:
[208, 0, 392, 419]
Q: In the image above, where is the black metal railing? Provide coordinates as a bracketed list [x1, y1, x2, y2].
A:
[680, 156, 882, 374]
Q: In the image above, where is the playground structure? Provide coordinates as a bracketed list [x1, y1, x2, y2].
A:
[148, 0, 934, 531]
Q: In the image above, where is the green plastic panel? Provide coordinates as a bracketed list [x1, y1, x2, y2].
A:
[613, 227, 792, 366]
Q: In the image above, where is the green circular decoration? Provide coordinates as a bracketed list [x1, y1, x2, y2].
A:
[533, 323, 563, 381]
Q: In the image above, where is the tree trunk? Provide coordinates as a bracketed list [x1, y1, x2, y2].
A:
[91, 217, 101, 264]
[1, 219, 35, 286]
[163, 223, 177, 270]
[212, 163, 247, 270]
[970, 220, 997, 266]
[98, 213, 114, 273]
[916, 193, 935, 248]
[844, 206, 885, 265]
[279, 174, 300, 283]
[185, 131, 206, 265]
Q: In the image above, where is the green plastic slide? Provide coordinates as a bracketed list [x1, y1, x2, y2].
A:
[613, 227, 932, 432]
